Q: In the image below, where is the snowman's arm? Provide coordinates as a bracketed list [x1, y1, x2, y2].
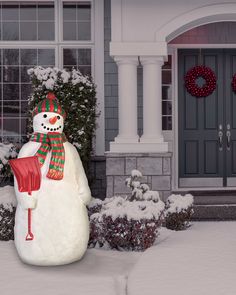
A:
[70, 144, 92, 206]
[14, 143, 38, 210]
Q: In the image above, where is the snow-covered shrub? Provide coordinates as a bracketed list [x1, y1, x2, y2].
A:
[0, 186, 16, 241]
[125, 169, 160, 202]
[88, 170, 165, 251]
[89, 213, 105, 248]
[88, 196, 165, 251]
[0, 143, 18, 184]
[165, 194, 194, 231]
[27, 66, 97, 171]
[87, 198, 105, 247]
[87, 197, 103, 217]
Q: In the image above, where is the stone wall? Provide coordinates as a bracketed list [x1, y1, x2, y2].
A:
[106, 153, 172, 201]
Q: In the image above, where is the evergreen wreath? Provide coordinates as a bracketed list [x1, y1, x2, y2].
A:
[184, 65, 217, 97]
[232, 73, 236, 93]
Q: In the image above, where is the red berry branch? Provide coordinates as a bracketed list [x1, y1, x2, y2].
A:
[184, 65, 217, 97]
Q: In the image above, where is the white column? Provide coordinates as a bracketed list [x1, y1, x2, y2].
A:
[139, 56, 168, 152]
[110, 56, 139, 152]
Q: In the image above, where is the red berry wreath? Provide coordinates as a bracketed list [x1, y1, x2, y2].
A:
[232, 73, 236, 93]
[184, 65, 217, 97]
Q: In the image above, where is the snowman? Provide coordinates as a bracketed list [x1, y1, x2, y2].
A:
[14, 92, 91, 266]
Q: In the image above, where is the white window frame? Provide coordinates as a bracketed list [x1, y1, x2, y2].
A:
[162, 48, 174, 152]
[0, 0, 105, 155]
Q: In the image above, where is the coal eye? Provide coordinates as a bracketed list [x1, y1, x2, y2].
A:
[43, 114, 47, 118]
[57, 116, 60, 120]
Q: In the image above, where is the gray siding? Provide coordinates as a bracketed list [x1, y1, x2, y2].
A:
[104, 0, 118, 151]
[104, 0, 143, 150]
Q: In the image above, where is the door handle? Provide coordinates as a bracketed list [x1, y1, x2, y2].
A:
[226, 124, 231, 150]
[218, 124, 223, 151]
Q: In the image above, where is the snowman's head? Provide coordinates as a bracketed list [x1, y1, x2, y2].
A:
[32, 92, 66, 134]
[33, 112, 64, 134]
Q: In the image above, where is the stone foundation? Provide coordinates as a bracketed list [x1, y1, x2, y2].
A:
[106, 153, 172, 201]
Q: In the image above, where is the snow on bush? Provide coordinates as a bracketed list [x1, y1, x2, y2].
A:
[88, 197, 165, 251]
[88, 170, 165, 251]
[0, 186, 16, 241]
[125, 169, 160, 202]
[88, 197, 103, 216]
[0, 143, 18, 183]
[27, 66, 98, 172]
[165, 194, 194, 231]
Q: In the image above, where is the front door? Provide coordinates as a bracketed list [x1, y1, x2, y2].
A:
[179, 49, 236, 188]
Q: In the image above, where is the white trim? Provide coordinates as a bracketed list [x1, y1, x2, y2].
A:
[155, 3, 236, 42]
[173, 47, 178, 192]
[110, 41, 167, 57]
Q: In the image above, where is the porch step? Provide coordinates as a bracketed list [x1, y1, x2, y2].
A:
[192, 204, 236, 220]
[173, 190, 236, 205]
[193, 194, 236, 205]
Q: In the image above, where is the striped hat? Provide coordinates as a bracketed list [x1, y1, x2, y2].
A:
[32, 92, 66, 119]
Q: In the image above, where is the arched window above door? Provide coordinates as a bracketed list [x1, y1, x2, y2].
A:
[170, 22, 236, 44]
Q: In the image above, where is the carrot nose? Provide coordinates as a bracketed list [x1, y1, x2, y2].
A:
[49, 116, 58, 125]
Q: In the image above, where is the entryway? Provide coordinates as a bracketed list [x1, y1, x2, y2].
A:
[178, 49, 236, 188]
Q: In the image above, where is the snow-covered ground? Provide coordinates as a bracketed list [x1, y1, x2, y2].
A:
[128, 222, 236, 295]
[1, 222, 236, 295]
[0, 241, 140, 295]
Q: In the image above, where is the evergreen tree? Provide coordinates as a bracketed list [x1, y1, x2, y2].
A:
[27, 67, 98, 172]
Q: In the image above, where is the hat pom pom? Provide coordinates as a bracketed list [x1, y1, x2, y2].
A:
[47, 92, 56, 100]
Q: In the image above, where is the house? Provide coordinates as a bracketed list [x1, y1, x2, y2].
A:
[1, 0, 236, 218]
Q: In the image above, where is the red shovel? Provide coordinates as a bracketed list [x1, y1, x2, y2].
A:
[9, 156, 41, 241]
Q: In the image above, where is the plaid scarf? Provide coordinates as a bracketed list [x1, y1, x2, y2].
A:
[31, 132, 67, 180]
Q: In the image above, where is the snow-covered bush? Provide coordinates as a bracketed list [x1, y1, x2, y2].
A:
[88, 194, 165, 251]
[125, 169, 160, 202]
[0, 186, 16, 241]
[0, 143, 18, 184]
[88, 170, 165, 251]
[27, 66, 97, 171]
[88, 198, 103, 217]
[165, 194, 194, 231]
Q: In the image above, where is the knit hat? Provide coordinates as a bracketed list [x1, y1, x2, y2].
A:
[32, 92, 66, 119]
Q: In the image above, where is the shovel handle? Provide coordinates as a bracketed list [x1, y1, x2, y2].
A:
[25, 192, 34, 241]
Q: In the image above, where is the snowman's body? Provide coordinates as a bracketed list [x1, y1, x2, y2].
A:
[14, 100, 91, 266]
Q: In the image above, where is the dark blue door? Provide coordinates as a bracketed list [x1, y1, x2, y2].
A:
[178, 49, 235, 188]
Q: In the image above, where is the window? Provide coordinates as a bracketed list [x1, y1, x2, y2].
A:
[63, 2, 91, 41]
[0, 2, 55, 41]
[63, 48, 91, 75]
[0, 0, 94, 144]
[162, 55, 172, 130]
[0, 48, 55, 143]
